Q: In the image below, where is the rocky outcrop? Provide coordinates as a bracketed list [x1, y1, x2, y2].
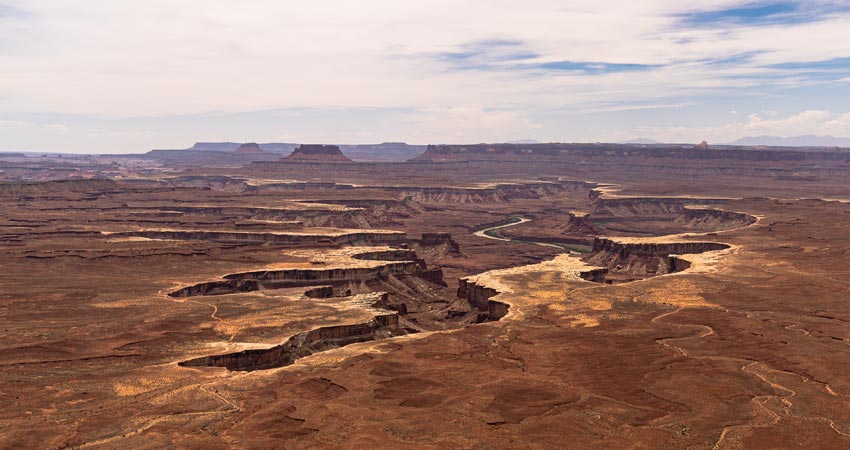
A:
[590, 196, 726, 218]
[590, 238, 729, 258]
[456, 279, 509, 322]
[281, 145, 354, 163]
[562, 212, 601, 235]
[414, 232, 461, 257]
[578, 268, 609, 283]
[167, 245, 450, 299]
[179, 312, 404, 371]
[418, 232, 458, 247]
[456, 279, 499, 311]
[229, 262, 421, 282]
[304, 286, 335, 298]
[169, 262, 425, 298]
[584, 238, 729, 280]
[351, 249, 427, 268]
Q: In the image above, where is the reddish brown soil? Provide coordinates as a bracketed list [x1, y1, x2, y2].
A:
[2, 147, 850, 449]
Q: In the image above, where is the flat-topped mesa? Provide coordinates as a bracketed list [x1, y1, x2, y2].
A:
[232, 143, 269, 155]
[281, 144, 354, 163]
[410, 143, 850, 163]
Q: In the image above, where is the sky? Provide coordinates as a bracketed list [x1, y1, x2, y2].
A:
[1, 0, 850, 153]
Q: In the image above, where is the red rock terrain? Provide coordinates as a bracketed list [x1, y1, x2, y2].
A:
[2, 146, 850, 449]
[281, 144, 354, 163]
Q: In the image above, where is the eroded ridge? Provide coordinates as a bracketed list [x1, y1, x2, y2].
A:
[179, 296, 403, 372]
[167, 248, 441, 298]
[585, 185, 759, 236]
[176, 232, 737, 373]
[454, 254, 605, 322]
[456, 231, 736, 325]
[171, 245, 505, 372]
[584, 237, 731, 283]
[106, 229, 406, 246]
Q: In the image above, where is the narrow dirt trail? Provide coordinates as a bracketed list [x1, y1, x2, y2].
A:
[651, 308, 850, 449]
[186, 299, 239, 342]
[71, 381, 242, 449]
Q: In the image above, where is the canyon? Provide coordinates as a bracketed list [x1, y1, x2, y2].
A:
[2, 143, 850, 449]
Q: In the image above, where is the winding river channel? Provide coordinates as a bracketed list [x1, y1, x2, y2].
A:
[472, 217, 530, 241]
[473, 217, 584, 251]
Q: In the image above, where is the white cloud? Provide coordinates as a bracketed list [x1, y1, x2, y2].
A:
[0, 119, 32, 128]
[827, 112, 850, 128]
[0, 0, 848, 119]
[1, 1, 849, 151]
[635, 109, 850, 142]
[0, 118, 69, 132]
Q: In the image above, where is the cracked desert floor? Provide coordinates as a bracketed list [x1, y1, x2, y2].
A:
[3, 144, 850, 449]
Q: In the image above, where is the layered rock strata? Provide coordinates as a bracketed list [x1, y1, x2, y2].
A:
[585, 237, 730, 280]
[180, 308, 403, 371]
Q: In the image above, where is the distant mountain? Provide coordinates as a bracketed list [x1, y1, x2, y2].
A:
[728, 135, 850, 147]
[620, 138, 662, 144]
[233, 143, 272, 155]
[505, 139, 540, 144]
[158, 142, 299, 154]
[184, 142, 240, 152]
[154, 141, 424, 161]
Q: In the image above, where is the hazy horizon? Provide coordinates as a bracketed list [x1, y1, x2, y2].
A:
[2, 1, 850, 153]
